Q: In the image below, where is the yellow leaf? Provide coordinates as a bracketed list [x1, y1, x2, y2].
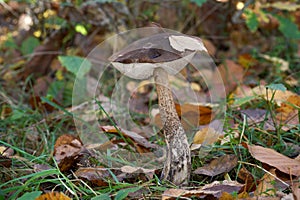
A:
[192, 127, 220, 145]
[55, 70, 64, 81]
[35, 192, 71, 200]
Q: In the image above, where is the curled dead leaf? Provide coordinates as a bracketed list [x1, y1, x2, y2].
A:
[54, 134, 85, 172]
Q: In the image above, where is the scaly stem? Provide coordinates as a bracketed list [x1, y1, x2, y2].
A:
[153, 67, 191, 185]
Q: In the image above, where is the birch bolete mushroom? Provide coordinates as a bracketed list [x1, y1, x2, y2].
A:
[109, 32, 207, 185]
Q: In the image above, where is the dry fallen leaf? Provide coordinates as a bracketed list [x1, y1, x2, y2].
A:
[33, 164, 52, 173]
[192, 127, 221, 146]
[32, 75, 53, 97]
[0, 146, 14, 168]
[202, 39, 216, 56]
[176, 103, 215, 126]
[35, 192, 71, 200]
[202, 180, 244, 198]
[248, 145, 300, 176]
[238, 53, 258, 68]
[75, 167, 114, 186]
[193, 154, 238, 176]
[0, 146, 14, 157]
[154, 103, 216, 130]
[242, 85, 296, 104]
[240, 109, 276, 131]
[254, 169, 277, 197]
[54, 134, 84, 172]
[119, 165, 156, 182]
[100, 125, 157, 151]
[0, 155, 12, 168]
[120, 165, 155, 179]
[29, 95, 61, 113]
[238, 166, 256, 192]
[259, 54, 289, 71]
[0, 104, 12, 119]
[276, 95, 300, 131]
[219, 192, 236, 200]
[162, 180, 243, 199]
[162, 188, 217, 200]
[20, 29, 67, 80]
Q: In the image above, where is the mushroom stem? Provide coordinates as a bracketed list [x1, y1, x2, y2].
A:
[153, 67, 191, 185]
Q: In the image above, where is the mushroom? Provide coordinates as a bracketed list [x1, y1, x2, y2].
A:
[109, 32, 207, 185]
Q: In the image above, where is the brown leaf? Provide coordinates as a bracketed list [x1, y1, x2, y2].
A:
[54, 134, 83, 148]
[0, 104, 12, 119]
[33, 164, 52, 172]
[162, 188, 218, 200]
[20, 29, 67, 79]
[203, 39, 216, 56]
[219, 192, 236, 200]
[254, 169, 277, 196]
[154, 103, 216, 130]
[193, 154, 238, 176]
[32, 76, 53, 97]
[176, 103, 215, 126]
[118, 165, 156, 182]
[238, 166, 256, 192]
[191, 121, 224, 151]
[54, 134, 84, 172]
[202, 180, 244, 198]
[192, 127, 220, 146]
[0, 146, 14, 168]
[276, 95, 300, 131]
[162, 180, 243, 199]
[29, 95, 61, 113]
[100, 126, 157, 150]
[0, 146, 14, 157]
[243, 85, 296, 104]
[0, 155, 12, 168]
[238, 53, 258, 68]
[248, 145, 300, 176]
[120, 165, 155, 179]
[75, 167, 114, 186]
[240, 109, 276, 131]
[35, 192, 71, 200]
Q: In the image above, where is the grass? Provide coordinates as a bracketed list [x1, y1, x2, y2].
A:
[0, 79, 299, 199]
[1, 3, 300, 198]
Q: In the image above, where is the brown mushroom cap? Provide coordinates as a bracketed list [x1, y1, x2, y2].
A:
[109, 32, 207, 79]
